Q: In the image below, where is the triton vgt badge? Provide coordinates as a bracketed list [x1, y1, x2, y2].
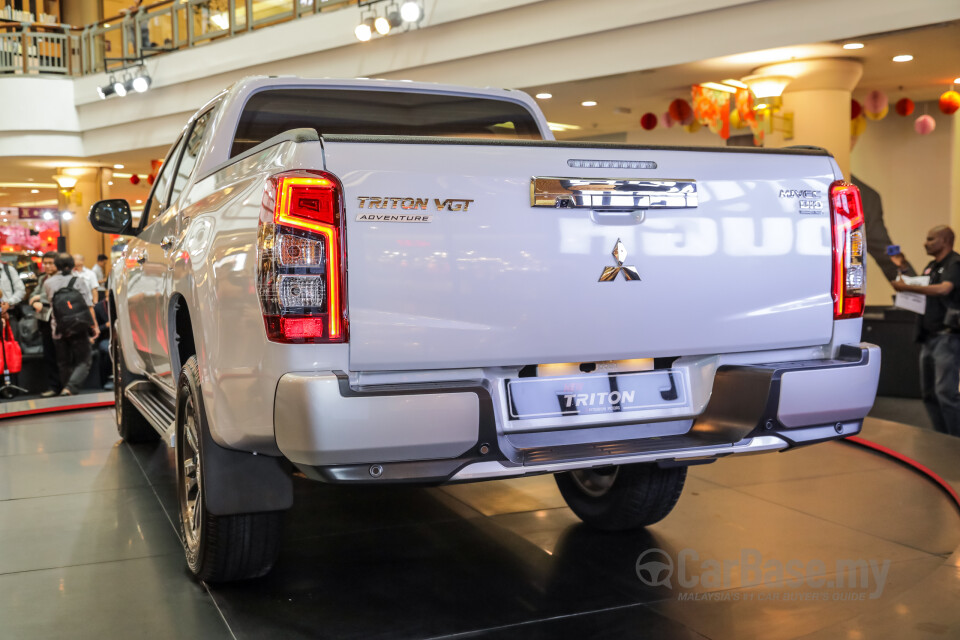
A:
[355, 196, 474, 223]
[599, 239, 641, 282]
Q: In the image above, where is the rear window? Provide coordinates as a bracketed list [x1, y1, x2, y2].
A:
[231, 88, 543, 157]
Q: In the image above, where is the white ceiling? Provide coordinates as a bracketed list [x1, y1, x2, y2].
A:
[526, 20, 960, 138]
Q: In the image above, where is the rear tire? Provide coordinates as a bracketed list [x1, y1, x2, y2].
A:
[555, 463, 687, 531]
[176, 355, 283, 583]
[111, 318, 158, 443]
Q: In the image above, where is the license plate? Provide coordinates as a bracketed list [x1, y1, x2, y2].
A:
[506, 369, 691, 420]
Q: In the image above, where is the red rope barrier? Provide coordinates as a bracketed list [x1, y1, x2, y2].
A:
[845, 434, 960, 512]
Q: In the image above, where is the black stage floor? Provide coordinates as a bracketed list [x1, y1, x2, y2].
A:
[1, 406, 958, 639]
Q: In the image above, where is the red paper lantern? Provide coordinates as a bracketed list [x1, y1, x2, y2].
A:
[129, 174, 140, 185]
[147, 174, 156, 186]
[895, 98, 914, 117]
[850, 99, 862, 120]
[661, 111, 675, 128]
[940, 91, 960, 115]
[640, 113, 658, 130]
[668, 99, 693, 125]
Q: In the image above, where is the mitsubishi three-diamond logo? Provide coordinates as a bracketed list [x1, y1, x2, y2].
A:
[599, 239, 641, 282]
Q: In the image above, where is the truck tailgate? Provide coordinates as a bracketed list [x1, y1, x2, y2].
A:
[324, 140, 838, 371]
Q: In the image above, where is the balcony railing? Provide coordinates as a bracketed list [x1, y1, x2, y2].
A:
[1, 0, 354, 77]
[0, 23, 78, 75]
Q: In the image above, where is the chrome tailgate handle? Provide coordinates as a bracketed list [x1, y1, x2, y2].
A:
[531, 177, 698, 209]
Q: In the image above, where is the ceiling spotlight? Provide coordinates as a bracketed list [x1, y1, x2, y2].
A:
[61, 211, 73, 221]
[375, 16, 391, 35]
[129, 74, 151, 93]
[581, 100, 597, 107]
[42, 211, 54, 221]
[843, 43, 864, 50]
[108, 181, 114, 186]
[535, 93, 552, 99]
[387, 10, 403, 29]
[892, 54, 913, 62]
[355, 16, 375, 41]
[97, 82, 115, 99]
[30, 189, 39, 194]
[400, 1, 421, 22]
[114, 77, 127, 97]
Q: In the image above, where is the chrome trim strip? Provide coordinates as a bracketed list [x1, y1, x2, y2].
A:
[531, 177, 698, 209]
[145, 372, 177, 398]
[450, 435, 787, 481]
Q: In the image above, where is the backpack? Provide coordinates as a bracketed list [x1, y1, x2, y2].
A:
[52, 277, 94, 338]
[12, 305, 42, 356]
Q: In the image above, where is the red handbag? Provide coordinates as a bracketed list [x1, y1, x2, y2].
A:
[2, 321, 22, 374]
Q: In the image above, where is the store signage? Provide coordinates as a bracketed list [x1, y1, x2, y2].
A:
[18, 207, 53, 220]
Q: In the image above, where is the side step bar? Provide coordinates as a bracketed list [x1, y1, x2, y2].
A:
[125, 381, 176, 439]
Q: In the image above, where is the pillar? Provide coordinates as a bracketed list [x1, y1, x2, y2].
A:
[757, 59, 864, 179]
[58, 167, 110, 266]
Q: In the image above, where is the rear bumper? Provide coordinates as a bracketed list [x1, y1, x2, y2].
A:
[274, 343, 880, 484]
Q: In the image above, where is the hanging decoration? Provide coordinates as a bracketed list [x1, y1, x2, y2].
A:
[661, 111, 676, 128]
[735, 88, 763, 146]
[851, 114, 867, 140]
[640, 113, 658, 130]
[940, 90, 960, 115]
[851, 99, 862, 120]
[129, 174, 140, 185]
[863, 90, 888, 120]
[668, 98, 694, 125]
[691, 85, 730, 139]
[895, 98, 914, 116]
[684, 120, 702, 133]
[915, 115, 936, 135]
[147, 159, 163, 186]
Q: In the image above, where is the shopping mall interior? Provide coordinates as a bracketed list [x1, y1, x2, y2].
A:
[1, 0, 959, 638]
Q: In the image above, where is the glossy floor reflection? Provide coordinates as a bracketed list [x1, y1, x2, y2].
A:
[0, 406, 957, 639]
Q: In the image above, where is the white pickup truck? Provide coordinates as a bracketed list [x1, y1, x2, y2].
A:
[90, 76, 880, 583]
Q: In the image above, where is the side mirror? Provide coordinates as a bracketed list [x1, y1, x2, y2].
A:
[89, 199, 135, 235]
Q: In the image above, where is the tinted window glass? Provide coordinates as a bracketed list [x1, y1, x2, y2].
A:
[231, 89, 542, 156]
[170, 109, 214, 204]
[142, 134, 186, 229]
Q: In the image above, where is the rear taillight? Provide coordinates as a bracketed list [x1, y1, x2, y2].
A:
[257, 171, 347, 343]
[830, 180, 865, 320]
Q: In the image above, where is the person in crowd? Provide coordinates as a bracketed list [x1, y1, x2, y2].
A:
[892, 225, 960, 437]
[29, 251, 62, 396]
[72, 253, 100, 304]
[1, 258, 26, 318]
[43, 253, 99, 396]
[94, 291, 112, 390]
[93, 254, 109, 299]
